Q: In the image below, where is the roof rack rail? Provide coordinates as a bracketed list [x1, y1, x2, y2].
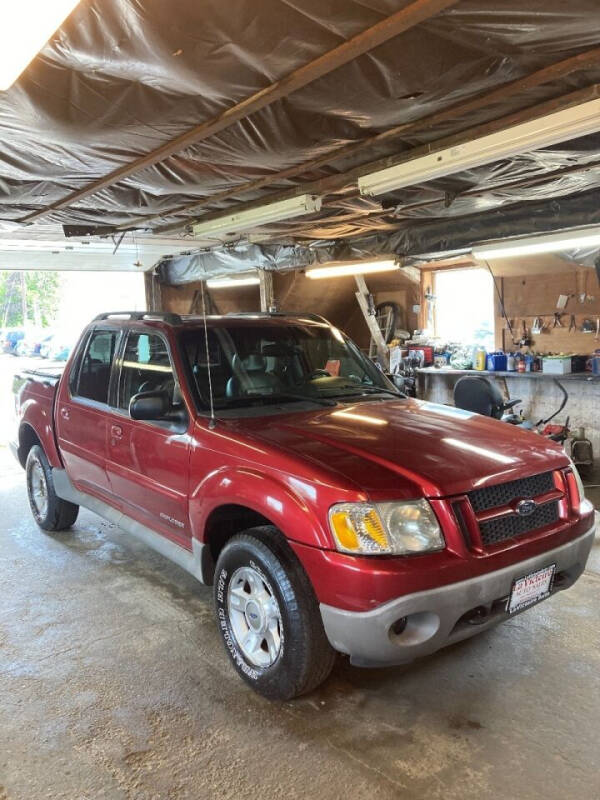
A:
[224, 311, 329, 323]
[93, 311, 182, 325]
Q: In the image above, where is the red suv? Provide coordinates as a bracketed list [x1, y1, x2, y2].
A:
[11, 311, 595, 699]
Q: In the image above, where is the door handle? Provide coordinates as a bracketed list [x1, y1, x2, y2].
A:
[60, 407, 70, 420]
[110, 425, 123, 438]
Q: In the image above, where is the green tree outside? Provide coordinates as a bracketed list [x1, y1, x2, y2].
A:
[0, 271, 60, 328]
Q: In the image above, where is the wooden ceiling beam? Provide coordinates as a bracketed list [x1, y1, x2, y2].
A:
[156, 83, 600, 234]
[128, 45, 600, 230]
[19, 0, 459, 225]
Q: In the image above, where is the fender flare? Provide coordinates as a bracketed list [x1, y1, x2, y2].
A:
[190, 466, 332, 550]
[18, 399, 62, 468]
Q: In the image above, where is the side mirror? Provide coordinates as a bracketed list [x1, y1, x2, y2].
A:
[129, 390, 169, 421]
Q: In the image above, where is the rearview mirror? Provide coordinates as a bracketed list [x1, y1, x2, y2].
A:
[129, 390, 169, 421]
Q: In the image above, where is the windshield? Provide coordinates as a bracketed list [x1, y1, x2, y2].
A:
[181, 320, 396, 411]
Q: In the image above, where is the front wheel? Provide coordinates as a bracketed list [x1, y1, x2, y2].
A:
[26, 445, 79, 531]
[214, 528, 335, 700]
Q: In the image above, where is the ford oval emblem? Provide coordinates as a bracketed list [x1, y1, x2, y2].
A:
[516, 499, 537, 517]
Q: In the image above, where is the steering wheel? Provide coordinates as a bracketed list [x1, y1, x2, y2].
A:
[309, 369, 331, 379]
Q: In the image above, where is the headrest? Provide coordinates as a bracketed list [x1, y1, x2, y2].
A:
[262, 342, 296, 357]
[240, 353, 265, 372]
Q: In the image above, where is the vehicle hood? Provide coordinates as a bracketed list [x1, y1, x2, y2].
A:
[232, 398, 569, 498]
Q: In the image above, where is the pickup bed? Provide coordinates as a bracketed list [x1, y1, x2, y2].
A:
[11, 311, 595, 699]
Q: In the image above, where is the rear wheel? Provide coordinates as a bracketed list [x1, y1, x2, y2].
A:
[214, 527, 335, 700]
[26, 445, 79, 531]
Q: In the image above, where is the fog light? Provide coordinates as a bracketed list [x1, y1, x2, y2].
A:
[390, 617, 408, 636]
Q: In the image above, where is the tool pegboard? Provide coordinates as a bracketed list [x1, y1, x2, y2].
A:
[495, 270, 600, 354]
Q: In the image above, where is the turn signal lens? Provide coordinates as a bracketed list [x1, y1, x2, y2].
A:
[329, 504, 390, 554]
[363, 510, 388, 548]
[330, 510, 360, 551]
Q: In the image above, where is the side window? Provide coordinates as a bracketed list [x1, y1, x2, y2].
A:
[74, 330, 117, 404]
[118, 333, 178, 412]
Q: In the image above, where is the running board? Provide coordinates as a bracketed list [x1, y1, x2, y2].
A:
[52, 468, 207, 584]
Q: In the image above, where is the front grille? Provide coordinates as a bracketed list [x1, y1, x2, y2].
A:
[468, 471, 554, 513]
[479, 500, 559, 547]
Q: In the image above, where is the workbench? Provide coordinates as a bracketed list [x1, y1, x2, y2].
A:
[415, 366, 600, 458]
[417, 366, 600, 387]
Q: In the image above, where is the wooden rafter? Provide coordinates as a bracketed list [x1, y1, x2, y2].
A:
[156, 83, 600, 234]
[19, 0, 459, 225]
[125, 46, 600, 230]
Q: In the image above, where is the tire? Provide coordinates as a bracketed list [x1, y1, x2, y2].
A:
[214, 527, 335, 700]
[26, 445, 79, 532]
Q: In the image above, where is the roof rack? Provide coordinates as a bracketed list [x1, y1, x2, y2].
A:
[224, 311, 329, 323]
[93, 311, 182, 325]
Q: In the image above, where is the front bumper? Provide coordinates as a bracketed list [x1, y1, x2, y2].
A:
[320, 522, 595, 667]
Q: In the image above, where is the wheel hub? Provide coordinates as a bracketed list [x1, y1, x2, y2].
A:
[29, 459, 48, 518]
[244, 600, 264, 631]
[227, 566, 282, 668]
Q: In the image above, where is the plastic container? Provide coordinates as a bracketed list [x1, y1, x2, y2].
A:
[486, 351, 507, 371]
[474, 347, 487, 371]
[542, 357, 572, 374]
[506, 353, 516, 371]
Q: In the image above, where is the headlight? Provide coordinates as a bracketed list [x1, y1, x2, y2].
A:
[329, 500, 445, 556]
[566, 456, 585, 502]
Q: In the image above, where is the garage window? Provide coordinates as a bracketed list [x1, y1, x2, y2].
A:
[434, 268, 495, 348]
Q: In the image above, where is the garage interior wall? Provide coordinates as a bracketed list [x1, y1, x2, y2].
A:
[155, 271, 420, 351]
[417, 258, 600, 457]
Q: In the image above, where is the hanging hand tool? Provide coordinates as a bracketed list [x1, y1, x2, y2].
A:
[569, 314, 576, 333]
[553, 313, 563, 328]
[517, 319, 532, 347]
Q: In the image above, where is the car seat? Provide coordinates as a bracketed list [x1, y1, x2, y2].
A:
[226, 353, 281, 397]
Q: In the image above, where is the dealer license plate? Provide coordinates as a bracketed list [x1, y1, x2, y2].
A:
[508, 564, 556, 614]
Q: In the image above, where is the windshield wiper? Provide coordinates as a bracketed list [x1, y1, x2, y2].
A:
[269, 392, 337, 407]
[355, 386, 406, 398]
[326, 384, 405, 399]
[220, 392, 336, 409]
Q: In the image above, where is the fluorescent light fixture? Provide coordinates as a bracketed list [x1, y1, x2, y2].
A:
[472, 225, 600, 260]
[306, 260, 399, 280]
[358, 98, 600, 196]
[206, 274, 260, 289]
[0, 1, 81, 91]
[193, 194, 322, 239]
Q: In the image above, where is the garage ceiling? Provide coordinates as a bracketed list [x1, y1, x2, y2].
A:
[2, 0, 600, 274]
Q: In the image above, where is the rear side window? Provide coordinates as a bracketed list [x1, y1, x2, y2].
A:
[118, 332, 178, 411]
[75, 330, 118, 404]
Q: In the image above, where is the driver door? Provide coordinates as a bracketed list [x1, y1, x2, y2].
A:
[104, 330, 191, 548]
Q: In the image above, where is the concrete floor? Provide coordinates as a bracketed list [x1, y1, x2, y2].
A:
[0, 445, 598, 800]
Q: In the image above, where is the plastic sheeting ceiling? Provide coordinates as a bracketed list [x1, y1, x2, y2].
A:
[2, 0, 600, 281]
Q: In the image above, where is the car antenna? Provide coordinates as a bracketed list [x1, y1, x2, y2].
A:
[200, 280, 217, 429]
